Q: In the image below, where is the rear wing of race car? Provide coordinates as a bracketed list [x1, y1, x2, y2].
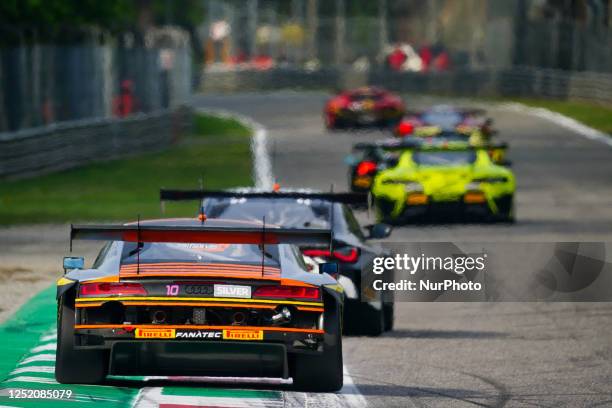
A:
[353, 139, 422, 151]
[402, 107, 487, 117]
[353, 140, 508, 152]
[71, 224, 332, 246]
[159, 189, 368, 206]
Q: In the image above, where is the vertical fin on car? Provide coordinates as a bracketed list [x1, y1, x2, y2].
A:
[261, 216, 266, 278]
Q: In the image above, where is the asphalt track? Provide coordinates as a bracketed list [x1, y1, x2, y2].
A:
[0, 91, 611, 407]
[192, 92, 612, 407]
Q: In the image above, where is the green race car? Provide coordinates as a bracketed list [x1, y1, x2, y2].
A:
[371, 146, 516, 223]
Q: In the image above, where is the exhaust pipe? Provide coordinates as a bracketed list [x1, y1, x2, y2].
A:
[152, 310, 166, 324]
[231, 311, 246, 325]
[271, 307, 291, 325]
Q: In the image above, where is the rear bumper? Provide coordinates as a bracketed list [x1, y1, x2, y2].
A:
[74, 326, 324, 354]
[378, 194, 512, 222]
[109, 341, 289, 378]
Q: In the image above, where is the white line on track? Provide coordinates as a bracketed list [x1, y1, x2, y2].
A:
[195, 108, 274, 189]
[499, 102, 612, 147]
[340, 366, 368, 408]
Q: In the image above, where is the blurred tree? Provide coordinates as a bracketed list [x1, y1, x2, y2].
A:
[0, 0, 135, 30]
[0, 0, 204, 33]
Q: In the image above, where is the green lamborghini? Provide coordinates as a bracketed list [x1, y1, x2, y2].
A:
[371, 146, 516, 223]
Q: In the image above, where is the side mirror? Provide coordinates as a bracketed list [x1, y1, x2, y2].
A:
[366, 223, 392, 239]
[319, 262, 339, 279]
[63, 256, 84, 272]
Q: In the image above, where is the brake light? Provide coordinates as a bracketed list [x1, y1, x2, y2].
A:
[333, 247, 360, 263]
[79, 282, 146, 297]
[254, 285, 320, 300]
[396, 121, 414, 136]
[356, 161, 377, 176]
[303, 247, 359, 263]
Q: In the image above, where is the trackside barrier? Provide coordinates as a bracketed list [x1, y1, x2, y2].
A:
[200, 67, 612, 106]
[0, 108, 191, 180]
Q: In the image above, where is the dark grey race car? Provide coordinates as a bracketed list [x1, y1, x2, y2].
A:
[56, 218, 344, 392]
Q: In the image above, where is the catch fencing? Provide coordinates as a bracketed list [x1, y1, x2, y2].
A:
[0, 26, 194, 180]
[0, 28, 192, 133]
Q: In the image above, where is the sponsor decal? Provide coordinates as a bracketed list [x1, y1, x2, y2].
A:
[214, 284, 251, 299]
[135, 328, 176, 339]
[184, 284, 214, 296]
[222, 329, 263, 341]
[175, 330, 222, 339]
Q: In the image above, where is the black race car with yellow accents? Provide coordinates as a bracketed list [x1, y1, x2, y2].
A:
[55, 218, 344, 392]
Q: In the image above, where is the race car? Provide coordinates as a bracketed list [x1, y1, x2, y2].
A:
[160, 189, 394, 336]
[324, 86, 405, 130]
[394, 105, 495, 138]
[55, 218, 344, 392]
[370, 145, 516, 223]
[346, 136, 509, 192]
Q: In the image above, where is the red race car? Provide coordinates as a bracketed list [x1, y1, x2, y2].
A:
[324, 86, 405, 130]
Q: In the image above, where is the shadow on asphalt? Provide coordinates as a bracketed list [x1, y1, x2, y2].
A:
[344, 383, 494, 400]
[381, 329, 507, 339]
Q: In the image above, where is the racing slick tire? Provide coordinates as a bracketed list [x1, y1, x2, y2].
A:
[493, 194, 515, 224]
[290, 298, 343, 392]
[325, 114, 342, 131]
[383, 302, 395, 332]
[55, 293, 108, 384]
[374, 197, 397, 225]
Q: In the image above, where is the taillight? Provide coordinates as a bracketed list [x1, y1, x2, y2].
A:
[303, 247, 360, 263]
[356, 161, 377, 176]
[396, 121, 414, 136]
[254, 285, 320, 300]
[332, 247, 360, 263]
[79, 282, 146, 297]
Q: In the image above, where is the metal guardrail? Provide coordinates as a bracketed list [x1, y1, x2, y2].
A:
[200, 67, 612, 106]
[0, 107, 191, 180]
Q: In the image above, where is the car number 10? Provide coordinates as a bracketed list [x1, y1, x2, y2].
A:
[166, 284, 179, 296]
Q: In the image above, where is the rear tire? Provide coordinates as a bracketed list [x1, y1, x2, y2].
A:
[493, 194, 515, 223]
[383, 302, 394, 332]
[55, 293, 108, 384]
[362, 302, 385, 336]
[291, 301, 343, 392]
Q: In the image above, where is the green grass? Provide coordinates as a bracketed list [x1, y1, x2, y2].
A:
[0, 113, 253, 225]
[511, 98, 612, 135]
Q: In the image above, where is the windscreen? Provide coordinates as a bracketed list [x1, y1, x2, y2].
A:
[421, 111, 463, 130]
[350, 92, 382, 102]
[413, 150, 476, 166]
[121, 241, 279, 266]
[205, 198, 331, 229]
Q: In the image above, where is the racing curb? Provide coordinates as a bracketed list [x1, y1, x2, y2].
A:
[195, 108, 274, 189]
